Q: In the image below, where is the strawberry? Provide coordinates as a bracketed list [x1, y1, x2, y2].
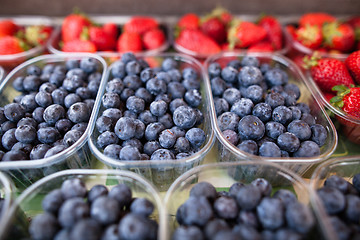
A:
[305, 56, 355, 92]
[295, 25, 323, 49]
[347, 16, 360, 41]
[247, 41, 274, 52]
[0, 20, 18, 38]
[331, 85, 360, 118]
[200, 17, 227, 44]
[117, 31, 142, 52]
[228, 21, 267, 49]
[142, 28, 166, 50]
[208, 7, 233, 26]
[177, 13, 200, 30]
[286, 25, 297, 38]
[345, 50, 360, 84]
[61, 14, 91, 43]
[299, 13, 336, 27]
[123, 17, 158, 35]
[24, 25, 53, 46]
[324, 92, 335, 103]
[88, 26, 116, 51]
[103, 22, 118, 39]
[175, 29, 221, 55]
[0, 36, 26, 54]
[322, 22, 355, 52]
[258, 15, 283, 50]
[62, 39, 96, 52]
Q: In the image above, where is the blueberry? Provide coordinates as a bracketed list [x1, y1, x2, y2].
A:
[11, 142, 32, 155]
[63, 129, 82, 147]
[126, 96, 145, 114]
[222, 129, 239, 145]
[106, 78, 124, 95]
[49, 71, 65, 87]
[233, 224, 261, 240]
[208, 62, 222, 78]
[87, 80, 100, 98]
[174, 137, 191, 153]
[97, 131, 119, 149]
[272, 106, 292, 125]
[30, 144, 51, 160]
[317, 186, 345, 215]
[231, 98, 254, 118]
[75, 87, 92, 100]
[156, 71, 172, 84]
[243, 85, 263, 103]
[214, 196, 238, 219]
[228, 59, 242, 69]
[71, 122, 88, 133]
[182, 196, 213, 226]
[90, 196, 120, 225]
[108, 183, 132, 207]
[42, 189, 64, 214]
[329, 216, 351, 240]
[311, 124, 327, 147]
[238, 66, 263, 87]
[4, 103, 26, 122]
[169, 98, 187, 113]
[123, 75, 142, 90]
[274, 229, 302, 240]
[277, 132, 300, 153]
[174, 225, 205, 240]
[20, 94, 38, 112]
[121, 52, 137, 64]
[162, 58, 178, 71]
[70, 219, 102, 240]
[173, 106, 197, 129]
[58, 198, 90, 228]
[143, 141, 161, 156]
[288, 106, 302, 121]
[241, 56, 260, 67]
[185, 128, 206, 149]
[13, 125, 36, 144]
[211, 77, 227, 96]
[182, 78, 200, 91]
[259, 141, 281, 157]
[222, 88, 241, 106]
[301, 113, 316, 126]
[102, 108, 122, 122]
[238, 210, 259, 229]
[257, 197, 284, 230]
[34, 91, 52, 108]
[296, 102, 311, 114]
[218, 112, 240, 131]
[252, 103, 272, 122]
[236, 185, 261, 210]
[150, 100, 168, 117]
[31, 107, 44, 123]
[158, 129, 176, 149]
[111, 60, 126, 79]
[273, 189, 297, 206]
[293, 140, 320, 157]
[345, 194, 360, 223]
[29, 213, 59, 240]
[138, 110, 157, 125]
[190, 182, 217, 201]
[118, 213, 154, 240]
[140, 67, 156, 83]
[286, 202, 315, 234]
[265, 92, 285, 109]
[95, 116, 113, 134]
[146, 78, 167, 95]
[221, 66, 238, 83]
[13, 76, 25, 92]
[23, 75, 41, 92]
[79, 57, 98, 73]
[43, 104, 65, 124]
[353, 173, 360, 192]
[145, 122, 165, 141]
[61, 178, 87, 199]
[265, 68, 287, 86]
[1, 120, 16, 134]
[287, 120, 311, 141]
[130, 197, 154, 217]
[150, 148, 175, 160]
[67, 102, 90, 123]
[281, 90, 297, 106]
[184, 89, 202, 107]
[102, 224, 121, 240]
[237, 140, 258, 155]
[251, 178, 272, 197]
[37, 127, 60, 144]
[324, 175, 350, 194]
[238, 115, 265, 141]
[62, 75, 85, 93]
[86, 184, 109, 203]
[66, 59, 80, 70]
[182, 67, 198, 81]
[135, 88, 153, 103]
[265, 121, 285, 139]
[102, 92, 121, 109]
[51, 88, 68, 106]
[120, 145, 141, 160]
[122, 138, 143, 151]
[103, 144, 122, 159]
[44, 145, 66, 158]
[55, 119, 73, 135]
[284, 83, 301, 100]
[214, 98, 229, 116]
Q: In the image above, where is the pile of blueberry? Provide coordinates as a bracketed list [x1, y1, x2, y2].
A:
[173, 179, 315, 240]
[29, 178, 158, 240]
[0, 57, 102, 161]
[317, 174, 360, 240]
[209, 56, 327, 158]
[96, 52, 206, 161]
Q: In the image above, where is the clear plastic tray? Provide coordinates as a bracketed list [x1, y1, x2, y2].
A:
[0, 169, 166, 240]
[0, 172, 15, 240]
[88, 52, 215, 191]
[0, 53, 108, 188]
[0, 67, 4, 83]
[204, 52, 338, 175]
[0, 16, 54, 70]
[47, 16, 170, 57]
[310, 156, 360, 240]
[164, 161, 334, 240]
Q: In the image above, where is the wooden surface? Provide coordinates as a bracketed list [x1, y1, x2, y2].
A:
[0, 0, 359, 16]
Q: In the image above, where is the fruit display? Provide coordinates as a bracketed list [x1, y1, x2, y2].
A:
[173, 8, 288, 58]
[49, 13, 168, 54]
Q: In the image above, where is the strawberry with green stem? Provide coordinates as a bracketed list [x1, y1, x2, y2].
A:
[0, 36, 28, 54]
[228, 20, 267, 49]
[345, 50, 360, 84]
[123, 17, 159, 35]
[25, 25, 53, 46]
[61, 13, 91, 43]
[299, 12, 336, 28]
[295, 24, 323, 49]
[322, 22, 355, 52]
[258, 15, 283, 50]
[331, 85, 360, 118]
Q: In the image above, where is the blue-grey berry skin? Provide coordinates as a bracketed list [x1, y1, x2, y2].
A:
[106, 78, 124, 95]
[233, 224, 261, 240]
[37, 127, 61, 144]
[277, 132, 300, 153]
[221, 66, 238, 83]
[54, 229, 71, 240]
[87, 184, 108, 203]
[345, 194, 360, 223]
[286, 202, 315, 234]
[231, 98, 254, 118]
[102, 92, 121, 109]
[274, 229, 302, 240]
[238, 115, 265, 141]
[243, 85, 264, 104]
[222, 88, 241, 106]
[1, 150, 27, 161]
[169, 98, 187, 113]
[162, 57, 178, 71]
[35, 91, 53, 108]
[265, 121, 286, 140]
[273, 189, 297, 207]
[158, 129, 177, 149]
[70, 219, 102, 240]
[217, 112, 239, 132]
[108, 183, 132, 207]
[20, 94, 38, 112]
[55, 118, 73, 135]
[259, 141, 281, 157]
[167, 82, 186, 100]
[42, 189, 64, 214]
[300, 113, 316, 126]
[214, 196, 239, 219]
[317, 186, 346, 215]
[265, 68, 287, 87]
[29, 213, 59, 240]
[184, 89, 202, 107]
[145, 122, 165, 141]
[241, 56, 260, 67]
[265, 92, 285, 109]
[43, 104, 66, 125]
[64, 93, 82, 109]
[146, 78, 167, 95]
[4, 103, 26, 122]
[130, 197, 154, 217]
[96, 116, 114, 133]
[293, 141, 320, 157]
[237, 140, 259, 155]
[238, 66, 263, 87]
[287, 120, 311, 141]
[14, 125, 36, 143]
[61, 178, 87, 199]
[118, 213, 154, 240]
[222, 129, 239, 146]
[126, 96, 145, 114]
[101, 225, 120, 240]
[238, 210, 259, 229]
[102, 108, 122, 122]
[251, 178, 272, 197]
[97, 131, 119, 149]
[272, 106, 293, 125]
[311, 124, 327, 147]
[44, 145, 67, 158]
[114, 117, 136, 141]
[296, 102, 311, 114]
[190, 182, 217, 201]
[185, 128, 206, 149]
[58, 198, 90, 228]
[120, 145, 141, 160]
[236, 185, 262, 210]
[214, 98, 229, 116]
[67, 102, 90, 123]
[252, 103, 272, 122]
[182, 196, 213, 226]
[173, 225, 204, 240]
[80, 57, 98, 73]
[208, 62, 222, 78]
[329, 216, 351, 240]
[30, 144, 51, 160]
[143, 140, 161, 156]
[135, 88, 153, 103]
[150, 100, 168, 117]
[211, 77, 227, 96]
[150, 148, 175, 160]
[51, 88, 68, 106]
[63, 129, 83, 147]
[288, 106, 302, 120]
[23, 75, 41, 92]
[91, 196, 120, 225]
[324, 175, 350, 194]
[257, 197, 284, 230]
[284, 83, 301, 100]
[111, 61, 126, 79]
[173, 106, 197, 130]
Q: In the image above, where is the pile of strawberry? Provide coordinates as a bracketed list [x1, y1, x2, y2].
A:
[174, 8, 284, 56]
[305, 50, 360, 118]
[61, 14, 166, 53]
[0, 19, 52, 55]
[287, 12, 360, 54]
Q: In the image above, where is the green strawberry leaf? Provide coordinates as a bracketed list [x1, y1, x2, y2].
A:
[330, 95, 343, 104]
[332, 85, 349, 93]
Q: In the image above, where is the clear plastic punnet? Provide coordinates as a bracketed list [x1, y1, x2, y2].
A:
[164, 161, 334, 240]
[0, 169, 166, 240]
[88, 52, 215, 191]
[0, 53, 108, 188]
[0, 172, 15, 240]
[0, 67, 4, 83]
[204, 51, 338, 175]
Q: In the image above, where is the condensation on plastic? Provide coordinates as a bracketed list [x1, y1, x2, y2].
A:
[0, 169, 166, 240]
[0, 53, 108, 188]
[47, 15, 170, 57]
[164, 161, 335, 240]
[204, 51, 338, 175]
[88, 52, 215, 191]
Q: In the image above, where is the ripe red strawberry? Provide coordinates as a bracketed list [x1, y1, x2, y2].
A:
[200, 17, 227, 44]
[324, 92, 335, 103]
[258, 16, 283, 50]
[0, 36, 26, 54]
[247, 41, 274, 52]
[142, 28, 165, 50]
[331, 85, 360, 118]
[117, 31, 142, 52]
[123, 17, 158, 35]
[295, 25, 323, 49]
[228, 21, 267, 49]
[299, 13, 336, 27]
[175, 29, 221, 55]
[177, 13, 200, 30]
[24, 25, 53, 46]
[347, 17, 360, 42]
[62, 39, 96, 52]
[103, 22, 118, 39]
[0, 20, 18, 38]
[61, 14, 91, 43]
[323, 22, 355, 52]
[345, 50, 360, 84]
[89, 26, 116, 51]
[208, 7, 233, 26]
[305, 57, 355, 92]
